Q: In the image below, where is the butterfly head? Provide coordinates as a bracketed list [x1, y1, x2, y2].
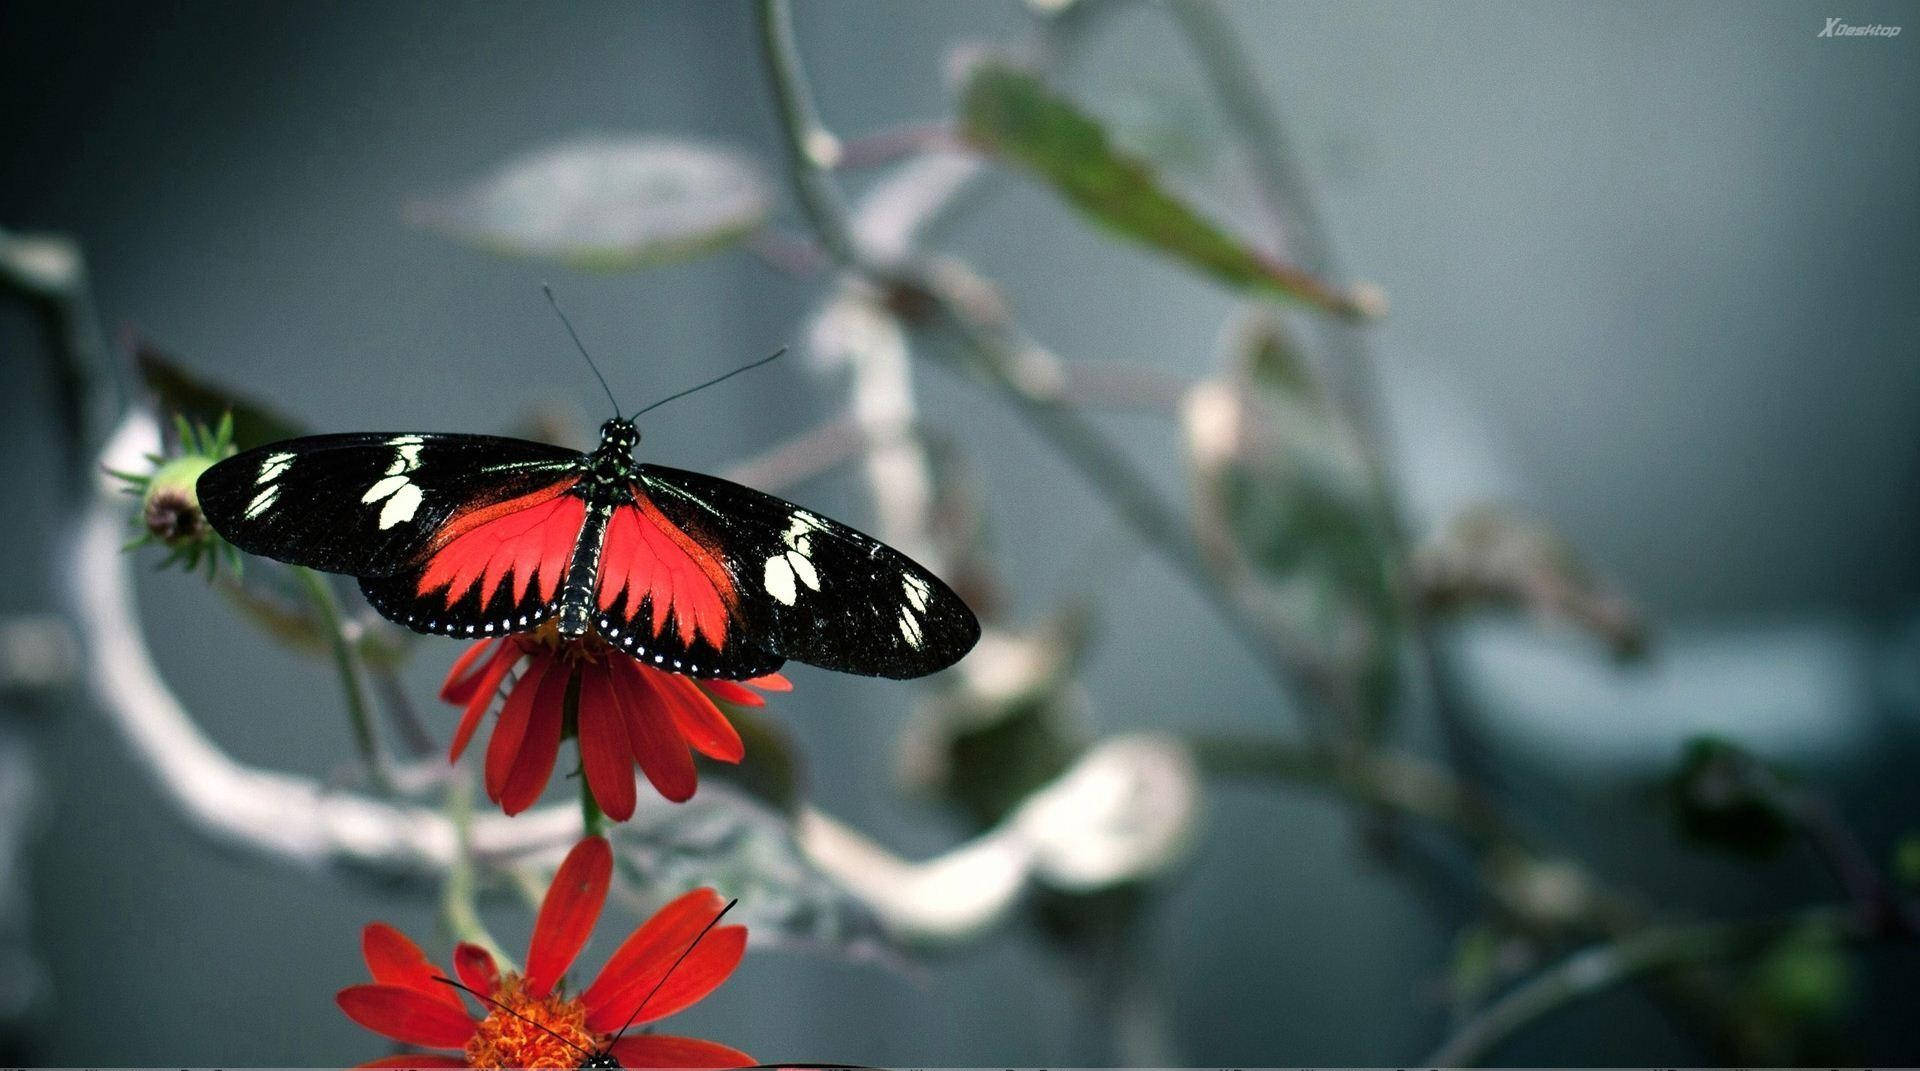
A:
[599, 418, 640, 453]
[578, 1050, 623, 1069]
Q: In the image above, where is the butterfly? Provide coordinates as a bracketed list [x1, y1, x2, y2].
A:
[196, 301, 979, 681]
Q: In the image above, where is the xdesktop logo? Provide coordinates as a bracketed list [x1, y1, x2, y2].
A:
[1818, 17, 1902, 37]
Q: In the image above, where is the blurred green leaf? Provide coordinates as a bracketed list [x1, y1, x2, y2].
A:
[1893, 832, 1920, 890]
[132, 335, 307, 450]
[1728, 918, 1855, 1062]
[1667, 736, 1795, 858]
[958, 60, 1377, 318]
[607, 784, 893, 961]
[1184, 312, 1399, 732]
[1747, 926, 1850, 1022]
[1415, 505, 1647, 660]
[896, 613, 1091, 829]
[412, 136, 771, 269]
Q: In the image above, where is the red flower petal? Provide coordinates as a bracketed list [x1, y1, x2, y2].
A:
[336, 984, 476, 1049]
[524, 836, 612, 998]
[448, 642, 523, 763]
[654, 672, 745, 763]
[483, 654, 552, 800]
[612, 659, 697, 802]
[439, 638, 500, 704]
[698, 678, 764, 708]
[452, 942, 499, 997]
[498, 662, 570, 815]
[354, 1056, 469, 1068]
[609, 1033, 752, 1069]
[360, 923, 463, 1011]
[578, 665, 638, 821]
[581, 887, 745, 1032]
[746, 671, 792, 692]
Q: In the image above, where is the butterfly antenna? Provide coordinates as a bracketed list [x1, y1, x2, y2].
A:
[609, 898, 740, 1043]
[433, 974, 595, 1059]
[543, 283, 622, 420]
[631, 350, 785, 418]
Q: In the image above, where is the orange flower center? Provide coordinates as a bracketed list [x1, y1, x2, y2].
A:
[463, 974, 606, 1070]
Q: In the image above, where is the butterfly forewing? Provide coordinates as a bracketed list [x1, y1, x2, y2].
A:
[356, 473, 590, 637]
[199, 433, 582, 576]
[635, 465, 979, 679]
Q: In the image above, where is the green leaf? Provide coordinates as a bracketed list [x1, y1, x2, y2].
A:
[1667, 736, 1795, 858]
[412, 136, 771, 270]
[133, 335, 307, 451]
[1894, 832, 1920, 890]
[958, 60, 1378, 318]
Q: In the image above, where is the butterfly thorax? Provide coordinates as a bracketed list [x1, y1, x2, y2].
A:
[557, 419, 642, 637]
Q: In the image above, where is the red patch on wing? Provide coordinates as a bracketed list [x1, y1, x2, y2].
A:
[598, 488, 738, 649]
[416, 480, 584, 608]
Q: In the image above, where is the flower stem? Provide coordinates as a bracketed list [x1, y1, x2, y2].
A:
[441, 771, 515, 971]
[293, 565, 389, 793]
[579, 768, 606, 840]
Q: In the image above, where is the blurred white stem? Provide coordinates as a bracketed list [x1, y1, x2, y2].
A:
[72, 412, 1190, 941]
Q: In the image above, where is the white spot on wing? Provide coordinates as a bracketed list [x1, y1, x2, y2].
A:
[244, 484, 279, 519]
[788, 550, 819, 591]
[898, 609, 924, 648]
[361, 474, 411, 504]
[764, 555, 798, 605]
[902, 574, 930, 612]
[378, 483, 423, 529]
[257, 452, 294, 484]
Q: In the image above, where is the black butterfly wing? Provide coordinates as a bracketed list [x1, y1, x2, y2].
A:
[633, 464, 979, 679]
[198, 433, 582, 577]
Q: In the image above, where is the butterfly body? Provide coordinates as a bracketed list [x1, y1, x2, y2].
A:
[199, 416, 978, 680]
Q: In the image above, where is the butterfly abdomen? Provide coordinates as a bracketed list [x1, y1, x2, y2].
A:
[557, 499, 616, 638]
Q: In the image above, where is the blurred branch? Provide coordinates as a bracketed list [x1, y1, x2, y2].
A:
[74, 413, 1177, 945]
[1060, 359, 1190, 413]
[718, 412, 866, 493]
[1190, 733, 1520, 851]
[1169, 0, 1499, 800]
[755, 0, 1352, 739]
[1, 227, 118, 492]
[1424, 903, 1887, 1066]
[835, 122, 962, 170]
[756, 0, 869, 272]
[292, 566, 391, 793]
[72, 423, 581, 875]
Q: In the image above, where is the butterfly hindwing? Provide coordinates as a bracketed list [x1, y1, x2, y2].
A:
[198, 433, 582, 577]
[635, 465, 979, 679]
[589, 491, 785, 680]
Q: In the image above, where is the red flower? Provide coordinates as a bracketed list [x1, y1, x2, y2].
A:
[440, 626, 791, 818]
[337, 837, 751, 1069]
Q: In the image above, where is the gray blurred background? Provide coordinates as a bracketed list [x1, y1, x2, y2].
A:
[3, 0, 1917, 1064]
